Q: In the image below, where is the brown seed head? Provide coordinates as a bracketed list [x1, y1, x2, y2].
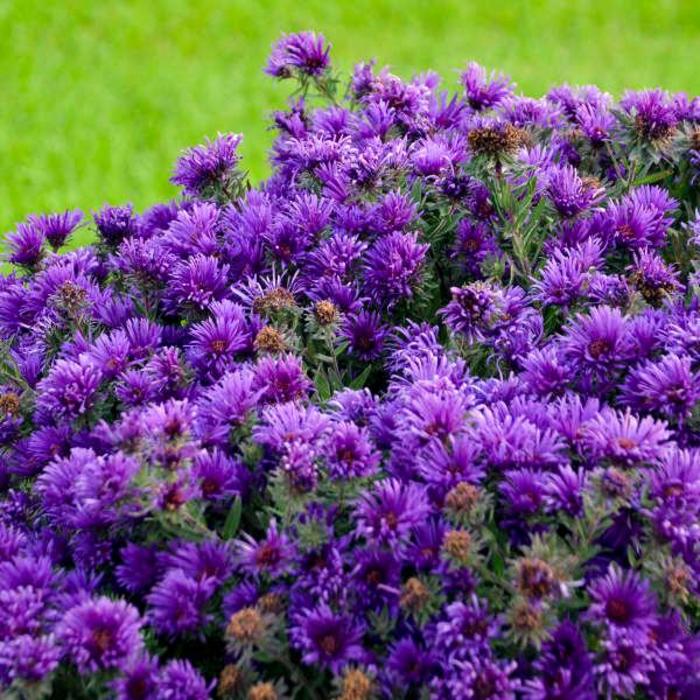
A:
[444, 482, 479, 516]
[248, 682, 277, 700]
[442, 530, 472, 562]
[255, 326, 286, 353]
[227, 607, 265, 644]
[340, 668, 373, 700]
[314, 299, 338, 325]
[400, 577, 430, 613]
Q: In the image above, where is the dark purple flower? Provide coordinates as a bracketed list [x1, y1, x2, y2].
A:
[29, 209, 83, 251]
[291, 604, 364, 674]
[146, 569, 216, 637]
[171, 133, 243, 199]
[461, 62, 514, 111]
[266, 32, 331, 79]
[341, 311, 387, 361]
[6, 220, 45, 267]
[94, 204, 138, 247]
[355, 478, 430, 544]
[234, 519, 295, 578]
[58, 596, 143, 673]
[587, 565, 657, 631]
[158, 659, 213, 700]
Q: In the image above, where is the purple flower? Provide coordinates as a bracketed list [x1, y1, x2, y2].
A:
[58, 596, 143, 673]
[35, 356, 103, 423]
[620, 353, 700, 419]
[158, 659, 213, 700]
[355, 478, 430, 544]
[581, 409, 670, 466]
[234, 519, 295, 578]
[94, 204, 138, 247]
[587, 565, 658, 631]
[546, 164, 604, 218]
[266, 31, 331, 79]
[621, 88, 678, 141]
[341, 311, 387, 361]
[164, 254, 230, 316]
[0, 634, 60, 685]
[146, 570, 216, 637]
[171, 133, 243, 199]
[6, 220, 45, 267]
[461, 62, 514, 110]
[291, 604, 364, 673]
[323, 421, 380, 480]
[29, 209, 83, 251]
[112, 655, 160, 700]
[363, 232, 428, 305]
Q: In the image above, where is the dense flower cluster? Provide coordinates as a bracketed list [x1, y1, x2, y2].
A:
[2, 30, 700, 699]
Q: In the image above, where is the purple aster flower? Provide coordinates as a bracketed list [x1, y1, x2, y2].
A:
[323, 421, 380, 480]
[354, 478, 430, 544]
[440, 281, 522, 343]
[576, 102, 616, 144]
[545, 465, 588, 517]
[162, 202, 220, 258]
[411, 134, 465, 176]
[627, 248, 680, 305]
[461, 61, 514, 111]
[34, 355, 103, 423]
[253, 354, 312, 404]
[28, 209, 83, 251]
[363, 232, 428, 305]
[451, 219, 499, 277]
[500, 468, 548, 517]
[186, 303, 252, 382]
[620, 353, 700, 420]
[116, 543, 160, 594]
[161, 539, 233, 586]
[561, 305, 633, 376]
[192, 449, 246, 501]
[340, 311, 387, 361]
[253, 401, 329, 453]
[94, 204, 138, 247]
[158, 659, 213, 700]
[146, 569, 216, 637]
[171, 133, 243, 199]
[0, 634, 61, 685]
[546, 164, 604, 218]
[112, 655, 160, 700]
[596, 628, 655, 697]
[587, 565, 657, 631]
[5, 220, 45, 268]
[439, 656, 519, 700]
[620, 88, 678, 141]
[234, 519, 295, 578]
[266, 31, 331, 79]
[386, 638, 436, 688]
[164, 254, 230, 316]
[581, 409, 670, 466]
[58, 596, 143, 673]
[291, 604, 364, 674]
[195, 368, 262, 447]
[350, 547, 401, 608]
[523, 620, 595, 700]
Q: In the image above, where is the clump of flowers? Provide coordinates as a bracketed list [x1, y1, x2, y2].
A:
[1, 31, 700, 699]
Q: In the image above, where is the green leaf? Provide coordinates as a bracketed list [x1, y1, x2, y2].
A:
[349, 364, 372, 389]
[314, 371, 332, 401]
[222, 496, 242, 540]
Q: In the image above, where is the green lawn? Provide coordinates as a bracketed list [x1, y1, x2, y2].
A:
[2, 0, 700, 242]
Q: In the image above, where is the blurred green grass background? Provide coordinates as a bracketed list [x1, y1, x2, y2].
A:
[2, 0, 700, 242]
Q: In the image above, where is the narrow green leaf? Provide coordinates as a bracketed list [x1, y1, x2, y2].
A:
[349, 364, 372, 389]
[222, 496, 242, 540]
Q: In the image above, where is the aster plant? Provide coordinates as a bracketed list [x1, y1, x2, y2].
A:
[1, 30, 700, 700]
